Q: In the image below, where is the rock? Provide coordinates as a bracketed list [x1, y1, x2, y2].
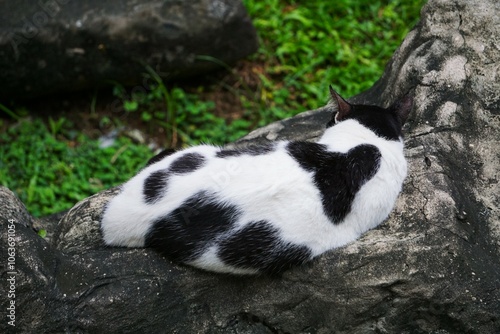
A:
[32, 209, 68, 244]
[0, 0, 258, 99]
[1, 0, 500, 332]
[0, 186, 35, 229]
[54, 187, 121, 252]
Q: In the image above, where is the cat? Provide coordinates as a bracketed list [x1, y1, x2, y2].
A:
[101, 87, 413, 275]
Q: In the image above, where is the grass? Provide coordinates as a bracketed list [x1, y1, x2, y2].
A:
[243, 0, 424, 105]
[0, 118, 153, 216]
[110, 65, 254, 146]
[0, 0, 426, 217]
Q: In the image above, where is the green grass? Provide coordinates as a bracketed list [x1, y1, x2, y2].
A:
[242, 0, 424, 109]
[0, 0, 426, 217]
[111, 65, 254, 146]
[0, 118, 153, 216]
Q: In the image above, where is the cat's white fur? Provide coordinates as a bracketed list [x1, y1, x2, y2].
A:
[101, 119, 406, 274]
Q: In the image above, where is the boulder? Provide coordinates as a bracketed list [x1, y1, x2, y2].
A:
[1, 0, 499, 332]
[0, 0, 258, 99]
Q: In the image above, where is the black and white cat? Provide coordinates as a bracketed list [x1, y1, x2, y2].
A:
[101, 87, 412, 275]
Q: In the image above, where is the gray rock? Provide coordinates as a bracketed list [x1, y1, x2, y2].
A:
[0, 0, 258, 99]
[54, 187, 121, 251]
[1, 0, 500, 332]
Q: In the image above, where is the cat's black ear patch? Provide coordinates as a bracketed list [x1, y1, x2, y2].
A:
[145, 148, 176, 167]
[216, 144, 276, 158]
[145, 192, 241, 262]
[329, 86, 352, 124]
[342, 103, 405, 141]
[170, 152, 206, 174]
[217, 221, 312, 275]
[143, 170, 170, 204]
[389, 91, 414, 125]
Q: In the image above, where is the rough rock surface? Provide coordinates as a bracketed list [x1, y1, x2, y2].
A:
[0, 0, 258, 99]
[1, 0, 500, 332]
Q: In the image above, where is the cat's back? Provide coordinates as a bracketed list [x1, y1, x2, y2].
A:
[100, 141, 330, 248]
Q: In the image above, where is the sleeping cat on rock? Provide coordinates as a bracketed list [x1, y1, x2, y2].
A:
[101, 87, 413, 275]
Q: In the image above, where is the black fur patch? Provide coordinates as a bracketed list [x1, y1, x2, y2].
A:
[145, 148, 176, 167]
[145, 192, 241, 262]
[345, 105, 402, 141]
[216, 144, 276, 158]
[217, 221, 312, 274]
[169, 152, 206, 174]
[143, 153, 206, 204]
[287, 142, 381, 223]
[143, 170, 170, 204]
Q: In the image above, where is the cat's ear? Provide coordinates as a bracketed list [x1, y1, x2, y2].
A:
[389, 91, 414, 125]
[329, 86, 351, 123]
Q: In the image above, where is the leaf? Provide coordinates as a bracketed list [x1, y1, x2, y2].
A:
[37, 229, 47, 238]
[124, 100, 139, 112]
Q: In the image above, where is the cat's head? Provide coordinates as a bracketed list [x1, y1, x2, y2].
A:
[327, 86, 413, 140]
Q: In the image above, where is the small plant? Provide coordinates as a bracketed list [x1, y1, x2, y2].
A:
[48, 117, 67, 137]
[0, 104, 28, 120]
[37, 229, 47, 238]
